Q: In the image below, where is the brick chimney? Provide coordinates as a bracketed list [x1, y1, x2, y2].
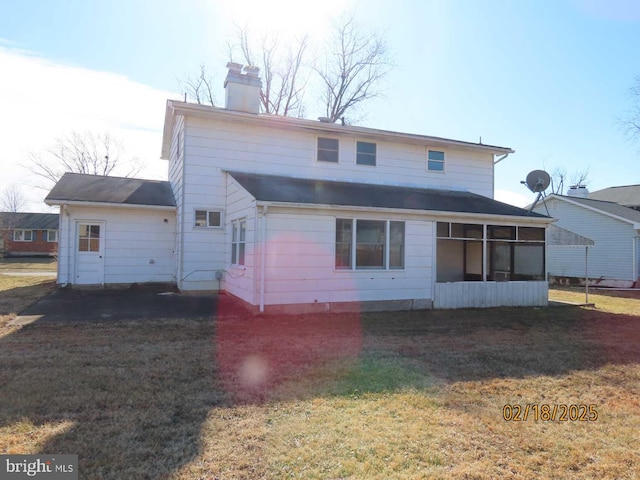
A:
[224, 62, 262, 114]
[567, 185, 589, 198]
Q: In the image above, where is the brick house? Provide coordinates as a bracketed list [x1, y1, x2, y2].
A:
[0, 212, 59, 257]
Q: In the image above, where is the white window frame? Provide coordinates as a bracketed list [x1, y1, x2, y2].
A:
[231, 218, 247, 266]
[356, 140, 377, 166]
[427, 149, 445, 172]
[335, 218, 405, 271]
[13, 229, 33, 242]
[194, 209, 223, 228]
[47, 230, 58, 242]
[317, 136, 340, 163]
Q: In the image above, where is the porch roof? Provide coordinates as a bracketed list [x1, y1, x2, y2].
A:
[228, 171, 549, 219]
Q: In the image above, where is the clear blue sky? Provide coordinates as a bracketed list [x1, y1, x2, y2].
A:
[1, 0, 639, 209]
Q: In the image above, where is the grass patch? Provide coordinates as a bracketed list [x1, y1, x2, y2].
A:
[550, 286, 640, 315]
[0, 257, 57, 272]
[0, 291, 639, 478]
[0, 274, 56, 327]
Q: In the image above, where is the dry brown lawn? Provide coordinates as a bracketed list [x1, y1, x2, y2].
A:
[0, 257, 58, 272]
[1, 280, 639, 479]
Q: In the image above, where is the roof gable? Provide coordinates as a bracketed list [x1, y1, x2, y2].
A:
[45, 173, 176, 208]
[229, 171, 548, 219]
[547, 194, 640, 226]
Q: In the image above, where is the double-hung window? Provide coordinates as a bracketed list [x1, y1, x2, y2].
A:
[356, 141, 376, 166]
[335, 219, 405, 270]
[47, 230, 58, 242]
[13, 229, 33, 242]
[428, 150, 445, 172]
[231, 219, 246, 266]
[317, 137, 339, 162]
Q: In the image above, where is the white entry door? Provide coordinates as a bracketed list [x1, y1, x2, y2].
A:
[75, 222, 104, 285]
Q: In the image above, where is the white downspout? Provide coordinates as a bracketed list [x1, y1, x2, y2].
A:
[633, 235, 640, 286]
[65, 204, 71, 286]
[259, 204, 269, 313]
[493, 153, 511, 165]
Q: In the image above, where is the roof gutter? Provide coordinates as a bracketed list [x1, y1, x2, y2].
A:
[44, 200, 177, 211]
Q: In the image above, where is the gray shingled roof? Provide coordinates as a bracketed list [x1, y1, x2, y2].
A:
[45, 173, 176, 207]
[228, 171, 548, 218]
[589, 184, 640, 207]
[557, 195, 640, 224]
[0, 212, 59, 230]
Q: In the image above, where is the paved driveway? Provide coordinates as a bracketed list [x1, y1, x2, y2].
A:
[12, 287, 228, 325]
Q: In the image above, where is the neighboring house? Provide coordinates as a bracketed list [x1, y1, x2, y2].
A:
[589, 184, 640, 211]
[0, 212, 59, 257]
[46, 63, 552, 311]
[532, 191, 640, 287]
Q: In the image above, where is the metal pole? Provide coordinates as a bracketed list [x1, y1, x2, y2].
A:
[585, 246, 589, 304]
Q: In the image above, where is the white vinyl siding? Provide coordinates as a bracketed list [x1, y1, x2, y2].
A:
[56, 206, 176, 286]
[184, 117, 496, 198]
[533, 198, 636, 282]
[259, 208, 432, 306]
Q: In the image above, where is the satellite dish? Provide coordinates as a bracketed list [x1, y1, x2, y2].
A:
[525, 170, 551, 193]
[521, 169, 551, 216]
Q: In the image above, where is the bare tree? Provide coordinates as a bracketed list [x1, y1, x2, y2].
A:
[229, 25, 309, 117]
[622, 76, 640, 141]
[27, 131, 143, 187]
[550, 167, 590, 195]
[179, 64, 216, 106]
[1, 184, 28, 212]
[315, 14, 393, 123]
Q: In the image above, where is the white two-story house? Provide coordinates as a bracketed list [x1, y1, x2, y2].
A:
[46, 63, 552, 311]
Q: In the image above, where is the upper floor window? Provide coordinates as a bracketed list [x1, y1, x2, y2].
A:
[195, 209, 222, 228]
[13, 229, 33, 242]
[356, 141, 377, 166]
[317, 137, 339, 163]
[428, 150, 445, 172]
[47, 230, 58, 242]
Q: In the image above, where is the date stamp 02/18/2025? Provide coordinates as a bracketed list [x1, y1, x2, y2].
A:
[502, 404, 598, 422]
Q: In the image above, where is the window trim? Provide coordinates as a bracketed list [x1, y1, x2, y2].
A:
[46, 230, 58, 242]
[13, 229, 33, 242]
[335, 218, 405, 271]
[427, 149, 445, 172]
[355, 140, 377, 166]
[194, 209, 223, 229]
[316, 136, 340, 163]
[230, 218, 247, 267]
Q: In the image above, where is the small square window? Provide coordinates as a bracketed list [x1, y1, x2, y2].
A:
[428, 150, 445, 172]
[317, 137, 339, 163]
[356, 141, 376, 166]
[47, 230, 58, 242]
[195, 210, 222, 228]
